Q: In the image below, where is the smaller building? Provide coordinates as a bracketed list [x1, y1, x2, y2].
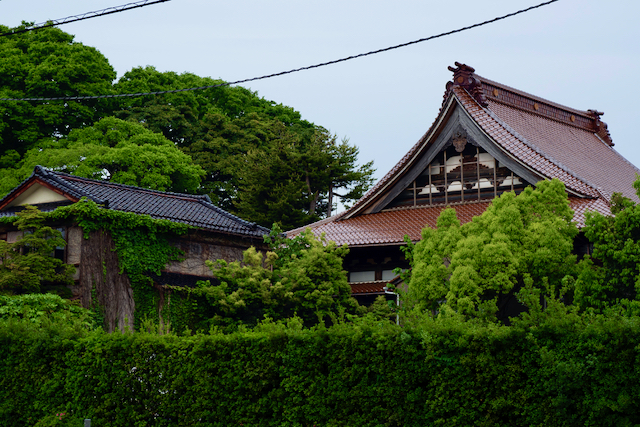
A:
[0, 165, 270, 330]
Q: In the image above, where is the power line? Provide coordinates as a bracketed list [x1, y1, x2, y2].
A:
[0, 0, 170, 37]
[0, 0, 559, 102]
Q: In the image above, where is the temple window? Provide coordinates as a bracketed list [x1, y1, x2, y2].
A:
[349, 270, 376, 283]
[388, 143, 531, 209]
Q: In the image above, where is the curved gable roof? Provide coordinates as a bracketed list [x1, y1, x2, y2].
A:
[342, 63, 638, 220]
[290, 63, 639, 246]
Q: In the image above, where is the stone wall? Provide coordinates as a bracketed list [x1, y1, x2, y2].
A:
[164, 233, 255, 277]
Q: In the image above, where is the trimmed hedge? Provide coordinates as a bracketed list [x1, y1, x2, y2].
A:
[1, 315, 640, 427]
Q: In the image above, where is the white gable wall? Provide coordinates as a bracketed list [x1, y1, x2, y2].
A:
[7, 183, 69, 207]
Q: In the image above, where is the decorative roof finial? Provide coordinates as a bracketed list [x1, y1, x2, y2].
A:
[587, 109, 614, 146]
[447, 62, 488, 107]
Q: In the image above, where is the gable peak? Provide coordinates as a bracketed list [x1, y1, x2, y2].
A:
[446, 62, 488, 107]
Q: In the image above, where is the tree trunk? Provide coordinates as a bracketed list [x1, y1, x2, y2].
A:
[306, 173, 320, 216]
[79, 230, 135, 332]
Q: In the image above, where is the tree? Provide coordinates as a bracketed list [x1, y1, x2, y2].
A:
[230, 125, 375, 229]
[176, 226, 360, 331]
[0, 206, 75, 294]
[112, 66, 313, 147]
[111, 67, 375, 226]
[0, 34, 375, 227]
[0, 24, 116, 158]
[0, 117, 205, 196]
[407, 179, 579, 322]
[575, 176, 640, 311]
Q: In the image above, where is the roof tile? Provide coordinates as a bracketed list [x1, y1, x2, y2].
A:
[0, 166, 270, 239]
[292, 197, 607, 246]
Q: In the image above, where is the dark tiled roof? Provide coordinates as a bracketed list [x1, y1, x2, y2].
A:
[0, 166, 270, 238]
[291, 63, 638, 247]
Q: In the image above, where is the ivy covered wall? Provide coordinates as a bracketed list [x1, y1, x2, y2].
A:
[1, 200, 265, 332]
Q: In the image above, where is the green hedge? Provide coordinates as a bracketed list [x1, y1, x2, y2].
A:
[1, 315, 640, 427]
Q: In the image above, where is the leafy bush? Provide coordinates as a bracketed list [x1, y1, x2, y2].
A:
[407, 179, 581, 322]
[2, 309, 640, 427]
[164, 226, 364, 333]
[0, 206, 75, 294]
[0, 293, 95, 329]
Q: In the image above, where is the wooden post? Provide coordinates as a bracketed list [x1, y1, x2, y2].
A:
[412, 180, 416, 207]
[444, 150, 448, 205]
[428, 160, 432, 205]
[476, 146, 481, 200]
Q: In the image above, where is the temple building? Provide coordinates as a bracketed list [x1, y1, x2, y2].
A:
[289, 62, 640, 304]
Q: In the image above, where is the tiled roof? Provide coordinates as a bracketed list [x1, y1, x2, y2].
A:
[350, 281, 389, 295]
[292, 62, 640, 247]
[350, 275, 403, 295]
[0, 166, 270, 238]
[452, 86, 603, 199]
[479, 82, 639, 202]
[292, 197, 600, 247]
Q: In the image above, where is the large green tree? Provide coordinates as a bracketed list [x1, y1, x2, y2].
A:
[0, 28, 374, 229]
[574, 177, 640, 311]
[232, 126, 374, 229]
[407, 179, 579, 322]
[0, 24, 116, 159]
[111, 67, 374, 227]
[0, 117, 205, 196]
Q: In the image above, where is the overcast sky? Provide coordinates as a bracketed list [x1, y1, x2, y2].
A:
[3, 0, 639, 185]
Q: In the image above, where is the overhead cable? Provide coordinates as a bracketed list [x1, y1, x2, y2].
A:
[0, 0, 171, 37]
[0, 0, 559, 102]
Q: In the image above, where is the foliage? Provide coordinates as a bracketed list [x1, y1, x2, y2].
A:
[0, 293, 95, 330]
[232, 127, 375, 229]
[112, 66, 375, 227]
[408, 179, 579, 322]
[0, 30, 374, 228]
[166, 227, 360, 332]
[575, 175, 640, 310]
[2, 309, 640, 426]
[0, 206, 75, 294]
[362, 294, 399, 324]
[49, 199, 191, 329]
[262, 223, 312, 269]
[0, 117, 205, 196]
[32, 412, 82, 427]
[0, 24, 115, 156]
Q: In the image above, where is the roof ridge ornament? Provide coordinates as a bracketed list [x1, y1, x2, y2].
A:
[587, 109, 614, 146]
[447, 62, 488, 107]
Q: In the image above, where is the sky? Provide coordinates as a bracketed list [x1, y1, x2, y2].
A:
[2, 0, 639, 186]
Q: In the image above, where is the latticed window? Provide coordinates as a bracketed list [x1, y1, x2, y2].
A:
[387, 141, 530, 209]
